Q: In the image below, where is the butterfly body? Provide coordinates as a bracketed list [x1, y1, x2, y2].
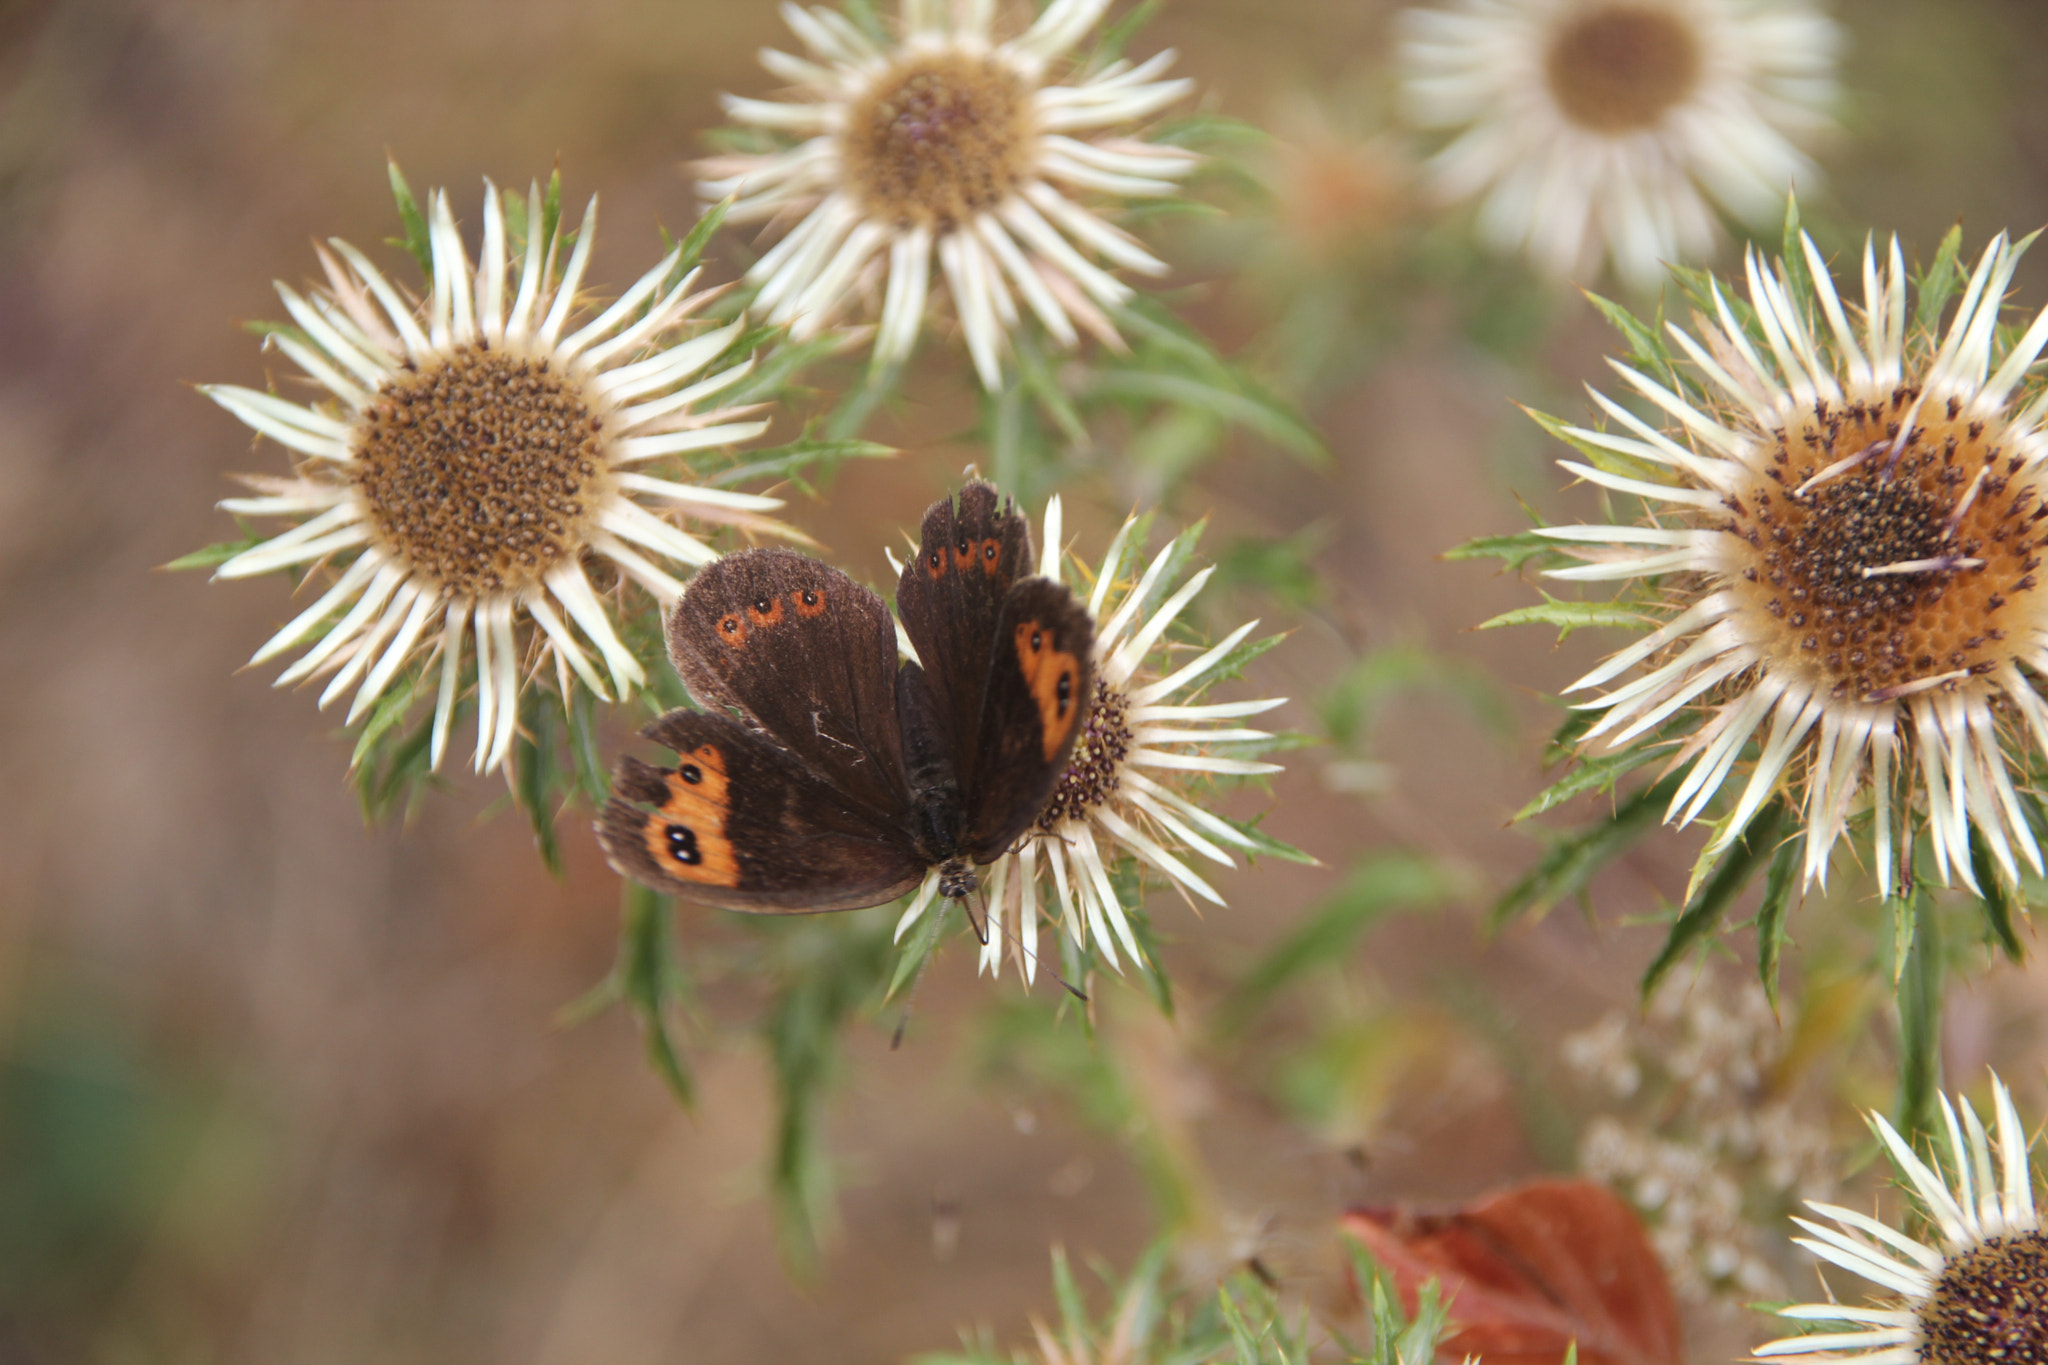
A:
[599, 483, 1093, 914]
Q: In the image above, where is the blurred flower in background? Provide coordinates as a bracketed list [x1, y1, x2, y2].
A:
[1564, 973, 1835, 1305]
[1396, 0, 1839, 287]
[200, 176, 783, 773]
[1531, 227, 2048, 895]
[701, 0, 1199, 388]
[1756, 1074, 2045, 1365]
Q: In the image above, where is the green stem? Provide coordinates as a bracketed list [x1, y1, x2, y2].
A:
[1895, 882, 1941, 1143]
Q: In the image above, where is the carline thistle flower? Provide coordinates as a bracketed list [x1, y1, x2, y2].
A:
[201, 176, 787, 773]
[896, 498, 1288, 982]
[1755, 1075, 2047, 1365]
[1396, 0, 1838, 288]
[1534, 228, 2048, 896]
[701, 0, 1198, 389]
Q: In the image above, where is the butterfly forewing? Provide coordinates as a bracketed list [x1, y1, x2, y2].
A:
[895, 482, 1034, 793]
[602, 483, 1099, 916]
[665, 547, 910, 819]
[598, 711, 928, 913]
[962, 578, 1095, 858]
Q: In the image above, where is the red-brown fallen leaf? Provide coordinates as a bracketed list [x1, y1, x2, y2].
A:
[1340, 1177, 1684, 1365]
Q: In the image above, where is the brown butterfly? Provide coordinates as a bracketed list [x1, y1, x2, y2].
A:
[597, 481, 1094, 913]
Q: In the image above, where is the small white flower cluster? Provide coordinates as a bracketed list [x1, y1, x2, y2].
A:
[1564, 973, 1836, 1305]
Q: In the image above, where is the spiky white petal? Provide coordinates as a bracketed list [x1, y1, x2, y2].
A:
[1398, 0, 1839, 287]
[203, 178, 785, 773]
[1539, 229, 2048, 892]
[900, 495, 1290, 982]
[707, 0, 1195, 388]
[1757, 1075, 2043, 1362]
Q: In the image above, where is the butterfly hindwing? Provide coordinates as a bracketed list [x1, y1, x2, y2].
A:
[962, 576, 1096, 859]
[664, 547, 910, 819]
[598, 710, 928, 913]
[895, 481, 1034, 791]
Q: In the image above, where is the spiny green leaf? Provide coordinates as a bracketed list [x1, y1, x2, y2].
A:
[1211, 813, 1318, 866]
[385, 160, 433, 279]
[1091, 0, 1163, 65]
[1895, 883, 1941, 1143]
[351, 701, 439, 826]
[1755, 828, 1803, 1011]
[1523, 404, 1668, 482]
[1477, 597, 1654, 638]
[885, 900, 947, 1002]
[161, 536, 264, 572]
[676, 195, 731, 275]
[567, 684, 609, 806]
[1510, 739, 1671, 822]
[620, 882, 694, 1107]
[348, 672, 420, 771]
[709, 437, 895, 494]
[1780, 196, 1816, 320]
[1089, 369, 1329, 465]
[1641, 800, 1787, 999]
[1969, 826, 2027, 963]
[1218, 852, 1462, 1031]
[1494, 774, 1678, 927]
[509, 685, 587, 877]
[540, 167, 564, 265]
[1916, 224, 1966, 334]
[1442, 530, 1569, 573]
[1583, 291, 1670, 369]
[722, 332, 850, 408]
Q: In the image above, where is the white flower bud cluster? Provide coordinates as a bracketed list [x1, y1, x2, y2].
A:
[1563, 975, 1837, 1307]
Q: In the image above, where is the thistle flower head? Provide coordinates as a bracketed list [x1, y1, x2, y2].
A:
[201, 174, 785, 773]
[1396, 0, 1840, 286]
[1533, 225, 2048, 895]
[1756, 1075, 2046, 1365]
[897, 496, 1290, 982]
[702, 0, 1199, 388]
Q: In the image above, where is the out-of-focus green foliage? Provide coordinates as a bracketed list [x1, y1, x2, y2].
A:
[912, 1240, 1454, 1365]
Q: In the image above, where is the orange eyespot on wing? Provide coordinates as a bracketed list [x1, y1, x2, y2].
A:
[748, 595, 785, 627]
[717, 613, 748, 648]
[977, 538, 1002, 575]
[952, 538, 976, 570]
[925, 548, 947, 580]
[791, 586, 827, 618]
[1013, 621, 1084, 760]
[639, 743, 741, 887]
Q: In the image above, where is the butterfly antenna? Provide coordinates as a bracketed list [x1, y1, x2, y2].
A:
[981, 904, 1089, 1002]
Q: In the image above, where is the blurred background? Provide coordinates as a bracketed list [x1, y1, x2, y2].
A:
[8, 0, 2048, 1360]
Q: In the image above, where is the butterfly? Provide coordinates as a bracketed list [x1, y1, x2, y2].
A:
[597, 481, 1095, 913]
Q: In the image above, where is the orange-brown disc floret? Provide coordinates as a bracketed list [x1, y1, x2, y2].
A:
[1543, 3, 1704, 134]
[1720, 386, 2048, 704]
[352, 345, 608, 597]
[843, 51, 1034, 231]
[1038, 676, 1131, 829]
[1920, 1230, 2048, 1364]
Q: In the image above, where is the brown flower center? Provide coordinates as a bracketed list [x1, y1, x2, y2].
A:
[843, 51, 1033, 231]
[1543, 4, 1704, 134]
[1039, 675, 1131, 829]
[353, 344, 608, 597]
[1921, 1229, 2048, 1364]
[1723, 387, 2048, 704]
